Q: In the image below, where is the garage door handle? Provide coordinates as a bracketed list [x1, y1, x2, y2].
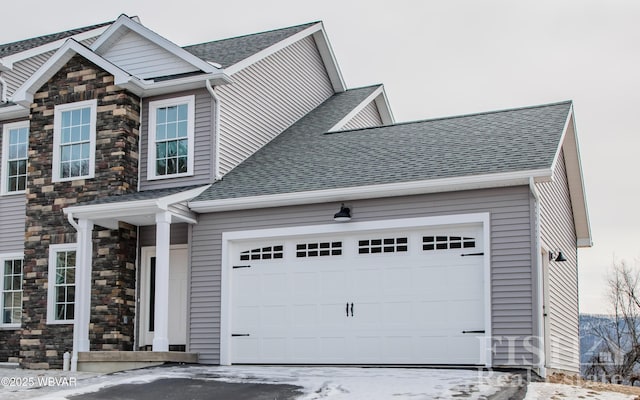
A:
[461, 252, 484, 257]
[346, 303, 354, 317]
[461, 330, 485, 334]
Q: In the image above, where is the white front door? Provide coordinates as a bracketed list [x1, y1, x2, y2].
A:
[230, 224, 486, 364]
[139, 246, 188, 348]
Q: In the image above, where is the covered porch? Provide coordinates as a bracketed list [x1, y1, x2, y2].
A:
[63, 185, 209, 372]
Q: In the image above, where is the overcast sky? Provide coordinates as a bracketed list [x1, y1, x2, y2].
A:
[3, 0, 638, 314]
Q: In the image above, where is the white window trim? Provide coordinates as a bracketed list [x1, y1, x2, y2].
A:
[52, 99, 97, 183]
[147, 95, 195, 180]
[47, 243, 77, 325]
[1, 120, 29, 196]
[0, 252, 23, 329]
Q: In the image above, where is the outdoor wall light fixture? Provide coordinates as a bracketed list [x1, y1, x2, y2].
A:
[333, 203, 351, 222]
[549, 250, 568, 262]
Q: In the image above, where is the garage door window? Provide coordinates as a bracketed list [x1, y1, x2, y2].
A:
[239, 245, 283, 261]
[296, 241, 342, 257]
[358, 237, 408, 254]
[422, 235, 475, 251]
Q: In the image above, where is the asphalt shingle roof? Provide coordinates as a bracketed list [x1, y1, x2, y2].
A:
[183, 22, 317, 68]
[194, 98, 572, 202]
[0, 21, 112, 58]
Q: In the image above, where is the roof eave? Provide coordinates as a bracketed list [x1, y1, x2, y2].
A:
[0, 104, 28, 119]
[189, 169, 553, 213]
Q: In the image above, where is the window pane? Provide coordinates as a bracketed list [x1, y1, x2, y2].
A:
[66, 286, 75, 302]
[80, 160, 89, 176]
[81, 143, 90, 159]
[157, 108, 166, 124]
[66, 267, 75, 285]
[178, 140, 188, 156]
[81, 107, 90, 124]
[8, 161, 17, 176]
[156, 124, 166, 140]
[66, 304, 74, 320]
[167, 141, 177, 157]
[61, 145, 71, 162]
[57, 304, 66, 320]
[71, 126, 81, 142]
[167, 122, 177, 139]
[156, 159, 166, 175]
[177, 121, 188, 138]
[178, 157, 187, 173]
[81, 124, 90, 141]
[17, 160, 26, 174]
[4, 261, 11, 276]
[167, 158, 177, 175]
[71, 109, 81, 125]
[56, 286, 66, 303]
[71, 144, 80, 160]
[167, 105, 177, 122]
[177, 104, 188, 120]
[156, 142, 166, 159]
[62, 111, 71, 127]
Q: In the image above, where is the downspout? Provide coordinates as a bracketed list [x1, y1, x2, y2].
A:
[66, 213, 80, 372]
[137, 95, 143, 191]
[530, 177, 546, 378]
[205, 80, 222, 181]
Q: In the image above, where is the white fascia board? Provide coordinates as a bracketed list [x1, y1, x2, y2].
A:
[0, 25, 109, 71]
[328, 85, 385, 132]
[312, 23, 347, 93]
[122, 73, 231, 98]
[0, 104, 28, 119]
[91, 15, 219, 74]
[64, 184, 210, 221]
[190, 168, 553, 213]
[11, 40, 133, 106]
[375, 86, 395, 125]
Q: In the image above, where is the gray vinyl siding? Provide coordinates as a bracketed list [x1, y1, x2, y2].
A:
[537, 150, 579, 372]
[190, 186, 535, 365]
[100, 30, 198, 80]
[0, 120, 26, 254]
[0, 194, 25, 254]
[216, 35, 334, 175]
[139, 89, 214, 190]
[341, 100, 383, 130]
[3, 50, 55, 97]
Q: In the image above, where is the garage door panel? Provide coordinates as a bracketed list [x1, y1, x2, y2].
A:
[230, 223, 486, 365]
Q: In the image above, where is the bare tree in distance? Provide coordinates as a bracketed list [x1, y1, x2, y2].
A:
[584, 262, 640, 384]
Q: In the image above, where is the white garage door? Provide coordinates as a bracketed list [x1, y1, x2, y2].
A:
[230, 223, 486, 365]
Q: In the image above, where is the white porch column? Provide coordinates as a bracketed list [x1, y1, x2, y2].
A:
[71, 218, 94, 372]
[153, 211, 171, 351]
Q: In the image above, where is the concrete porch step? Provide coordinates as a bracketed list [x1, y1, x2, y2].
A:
[77, 351, 198, 373]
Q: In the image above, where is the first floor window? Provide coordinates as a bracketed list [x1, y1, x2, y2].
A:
[47, 244, 76, 324]
[52, 100, 96, 182]
[1, 121, 29, 195]
[147, 95, 194, 179]
[1, 255, 23, 327]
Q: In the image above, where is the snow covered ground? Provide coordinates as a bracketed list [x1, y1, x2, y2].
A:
[2, 364, 637, 400]
[525, 382, 637, 400]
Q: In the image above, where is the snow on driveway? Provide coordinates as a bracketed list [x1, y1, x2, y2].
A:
[524, 382, 638, 400]
[1, 365, 515, 400]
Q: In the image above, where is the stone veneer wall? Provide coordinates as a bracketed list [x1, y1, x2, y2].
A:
[20, 54, 140, 369]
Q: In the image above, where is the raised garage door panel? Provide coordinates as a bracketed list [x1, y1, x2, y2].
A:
[230, 224, 485, 364]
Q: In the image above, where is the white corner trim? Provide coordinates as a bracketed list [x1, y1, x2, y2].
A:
[190, 169, 553, 213]
[91, 15, 219, 74]
[0, 25, 110, 70]
[328, 86, 384, 132]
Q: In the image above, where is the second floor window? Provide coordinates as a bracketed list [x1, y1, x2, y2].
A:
[148, 95, 195, 180]
[1, 121, 29, 194]
[52, 100, 97, 182]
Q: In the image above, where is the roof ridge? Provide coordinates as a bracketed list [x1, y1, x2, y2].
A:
[325, 100, 573, 135]
[183, 21, 320, 48]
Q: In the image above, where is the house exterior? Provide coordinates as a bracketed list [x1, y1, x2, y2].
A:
[0, 15, 591, 376]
